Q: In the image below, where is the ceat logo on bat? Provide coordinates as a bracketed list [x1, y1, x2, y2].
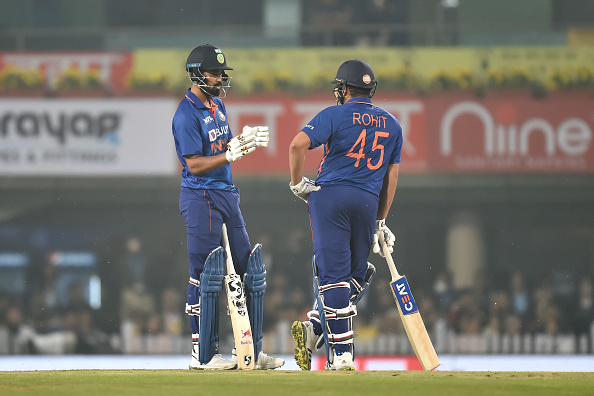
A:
[362, 74, 371, 84]
[241, 329, 252, 339]
[391, 276, 419, 315]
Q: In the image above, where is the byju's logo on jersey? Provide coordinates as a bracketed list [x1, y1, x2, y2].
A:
[208, 125, 229, 142]
[208, 129, 222, 142]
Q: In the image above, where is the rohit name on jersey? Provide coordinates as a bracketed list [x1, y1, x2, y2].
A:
[209, 125, 230, 153]
[352, 112, 388, 128]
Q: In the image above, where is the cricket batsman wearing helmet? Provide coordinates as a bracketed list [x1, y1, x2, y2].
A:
[172, 44, 284, 370]
[289, 59, 403, 370]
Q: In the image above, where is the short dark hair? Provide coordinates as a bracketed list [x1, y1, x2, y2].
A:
[348, 85, 374, 98]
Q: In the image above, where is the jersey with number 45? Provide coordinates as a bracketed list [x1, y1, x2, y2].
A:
[302, 97, 403, 197]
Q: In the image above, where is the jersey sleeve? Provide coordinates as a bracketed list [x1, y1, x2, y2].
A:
[389, 117, 403, 164]
[301, 107, 334, 149]
[173, 110, 204, 157]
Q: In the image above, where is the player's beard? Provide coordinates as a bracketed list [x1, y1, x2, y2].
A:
[203, 83, 223, 97]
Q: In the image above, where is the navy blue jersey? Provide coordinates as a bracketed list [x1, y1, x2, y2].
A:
[302, 97, 403, 196]
[172, 88, 234, 190]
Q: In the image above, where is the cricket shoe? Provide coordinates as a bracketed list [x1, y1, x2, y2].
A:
[325, 351, 355, 371]
[189, 353, 237, 370]
[291, 320, 318, 371]
[255, 351, 285, 370]
[231, 348, 285, 370]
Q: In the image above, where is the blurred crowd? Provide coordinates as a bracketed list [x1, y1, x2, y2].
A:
[1, 231, 593, 356]
[302, 0, 409, 47]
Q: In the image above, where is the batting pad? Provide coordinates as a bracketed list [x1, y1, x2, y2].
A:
[245, 243, 266, 358]
[199, 246, 225, 364]
[350, 262, 376, 305]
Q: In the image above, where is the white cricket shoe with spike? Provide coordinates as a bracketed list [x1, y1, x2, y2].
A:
[189, 344, 236, 370]
[255, 351, 285, 370]
[291, 320, 319, 371]
[325, 351, 355, 371]
[231, 348, 285, 370]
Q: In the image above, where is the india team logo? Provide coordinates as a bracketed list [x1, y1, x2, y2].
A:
[362, 74, 372, 84]
[214, 48, 225, 64]
[218, 111, 226, 121]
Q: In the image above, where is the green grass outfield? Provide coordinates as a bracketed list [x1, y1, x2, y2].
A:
[1, 370, 593, 396]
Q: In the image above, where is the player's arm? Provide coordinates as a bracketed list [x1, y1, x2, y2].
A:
[372, 163, 399, 256]
[377, 163, 399, 219]
[184, 153, 228, 175]
[185, 125, 270, 176]
[289, 131, 311, 185]
[289, 131, 320, 202]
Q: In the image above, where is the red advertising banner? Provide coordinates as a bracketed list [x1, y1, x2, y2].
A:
[224, 94, 430, 175]
[0, 52, 133, 94]
[425, 91, 594, 174]
[312, 355, 423, 371]
[224, 91, 594, 175]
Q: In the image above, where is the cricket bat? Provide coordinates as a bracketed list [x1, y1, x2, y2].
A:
[380, 234, 440, 371]
[221, 224, 255, 370]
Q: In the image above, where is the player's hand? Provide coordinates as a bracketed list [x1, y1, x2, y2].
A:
[242, 125, 269, 148]
[226, 133, 256, 162]
[372, 218, 395, 257]
[289, 177, 320, 203]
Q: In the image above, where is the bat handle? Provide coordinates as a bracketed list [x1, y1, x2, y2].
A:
[221, 224, 235, 275]
[379, 231, 400, 279]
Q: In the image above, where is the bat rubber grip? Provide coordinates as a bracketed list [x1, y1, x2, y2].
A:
[379, 232, 400, 279]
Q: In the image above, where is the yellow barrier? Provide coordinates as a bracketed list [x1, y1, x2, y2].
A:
[133, 47, 594, 94]
[568, 29, 594, 46]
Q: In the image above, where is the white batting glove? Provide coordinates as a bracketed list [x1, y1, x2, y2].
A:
[372, 219, 395, 257]
[242, 125, 269, 148]
[289, 177, 320, 203]
[225, 133, 256, 162]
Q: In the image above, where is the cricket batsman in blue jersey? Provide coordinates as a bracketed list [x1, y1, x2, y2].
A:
[289, 59, 402, 370]
[172, 44, 283, 370]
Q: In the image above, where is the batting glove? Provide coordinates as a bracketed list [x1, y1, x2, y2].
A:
[242, 125, 269, 148]
[372, 219, 395, 257]
[226, 133, 256, 162]
[289, 177, 320, 203]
